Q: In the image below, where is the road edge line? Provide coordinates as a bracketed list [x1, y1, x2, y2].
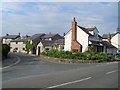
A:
[2, 56, 20, 70]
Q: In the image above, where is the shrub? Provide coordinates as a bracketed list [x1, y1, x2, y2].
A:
[41, 50, 111, 62]
[1, 44, 10, 59]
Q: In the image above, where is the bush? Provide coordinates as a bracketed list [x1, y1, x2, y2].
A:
[1, 44, 10, 59]
[41, 50, 111, 62]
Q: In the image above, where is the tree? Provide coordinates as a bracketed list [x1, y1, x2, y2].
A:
[88, 45, 96, 52]
[25, 40, 37, 54]
[1, 44, 10, 60]
[25, 40, 32, 54]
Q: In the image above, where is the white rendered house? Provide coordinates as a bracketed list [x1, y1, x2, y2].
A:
[64, 17, 103, 52]
[10, 38, 27, 53]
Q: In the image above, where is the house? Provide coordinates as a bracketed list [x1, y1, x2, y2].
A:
[10, 36, 29, 53]
[102, 29, 120, 54]
[36, 33, 63, 55]
[41, 33, 63, 41]
[36, 40, 54, 55]
[29, 33, 45, 54]
[53, 38, 64, 51]
[2, 33, 20, 45]
[64, 17, 103, 52]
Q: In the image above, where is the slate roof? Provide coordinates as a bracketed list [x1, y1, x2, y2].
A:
[30, 33, 45, 44]
[30, 33, 45, 40]
[86, 27, 96, 31]
[77, 25, 93, 36]
[54, 38, 65, 45]
[42, 34, 56, 38]
[41, 40, 54, 46]
[11, 38, 28, 43]
[3, 35, 20, 39]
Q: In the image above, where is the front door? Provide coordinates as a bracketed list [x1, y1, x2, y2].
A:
[38, 47, 40, 56]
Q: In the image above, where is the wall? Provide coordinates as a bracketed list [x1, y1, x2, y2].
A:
[64, 30, 72, 51]
[3, 39, 12, 45]
[111, 33, 120, 52]
[36, 42, 44, 55]
[10, 42, 26, 53]
[76, 26, 89, 52]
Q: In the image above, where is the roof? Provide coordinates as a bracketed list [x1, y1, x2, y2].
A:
[30, 33, 45, 44]
[40, 40, 54, 46]
[102, 41, 116, 48]
[30, 33, 45, 40]
[86, 27, 96, 31]
[77, 25, 93, 36]
[102, 33, 116, 39]
[11, 38, 28, 43]
[3, 35, 20, 39]
[54, 38, 65, 45]
[42, 34, 57, 39]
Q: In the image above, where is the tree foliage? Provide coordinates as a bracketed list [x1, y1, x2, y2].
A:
[25, 40, 37, 54]
[0, 44, 10, 60]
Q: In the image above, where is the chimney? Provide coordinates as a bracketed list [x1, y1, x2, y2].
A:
[6, 34, 9, 36]
[72, 17, 77, 41]
[18, 33, 20, 36]
[108, 32, 111, 44]
[63, 33, 65, 36]
[71, 17, 82, 52]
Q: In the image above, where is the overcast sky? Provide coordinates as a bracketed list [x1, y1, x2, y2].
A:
[1, 2, 118, 36]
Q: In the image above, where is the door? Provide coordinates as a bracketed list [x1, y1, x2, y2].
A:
[38, 47, 40, 56]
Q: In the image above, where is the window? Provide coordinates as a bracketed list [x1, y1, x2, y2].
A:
[23, 48, 25, 50]
[45, 48, 49, 51]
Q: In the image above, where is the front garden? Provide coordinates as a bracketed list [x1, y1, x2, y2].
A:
[41, 50, 112, 62]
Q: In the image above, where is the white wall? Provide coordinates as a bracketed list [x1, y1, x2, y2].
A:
[36, 42, 44, 55]
[3, 38, 12, 45]
[64, 30, 72, 51]
[10, 42, 26, 53]
[111, 33, 120, 51]
[76, 26, 89, 52]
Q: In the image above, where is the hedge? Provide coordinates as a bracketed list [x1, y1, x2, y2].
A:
[0, 44, 10, 60]
[41, 50, 111, 62]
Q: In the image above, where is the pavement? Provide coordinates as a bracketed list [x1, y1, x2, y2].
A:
[2, 53, 119, 89]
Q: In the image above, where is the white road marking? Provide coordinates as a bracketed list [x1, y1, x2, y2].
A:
[106, 70, 117, 74]
[47, 77, 92, 88]
[2, 56, 20, 70]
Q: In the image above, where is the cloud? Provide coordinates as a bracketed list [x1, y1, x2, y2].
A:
[1, 2, 118, 36]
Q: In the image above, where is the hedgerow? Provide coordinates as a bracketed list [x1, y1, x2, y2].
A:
[41, 50, 111, 62]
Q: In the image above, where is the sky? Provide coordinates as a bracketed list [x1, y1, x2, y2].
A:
[0, 2, 118, 36]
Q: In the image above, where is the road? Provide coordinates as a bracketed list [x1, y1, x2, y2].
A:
[2, 53, 118, 88]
